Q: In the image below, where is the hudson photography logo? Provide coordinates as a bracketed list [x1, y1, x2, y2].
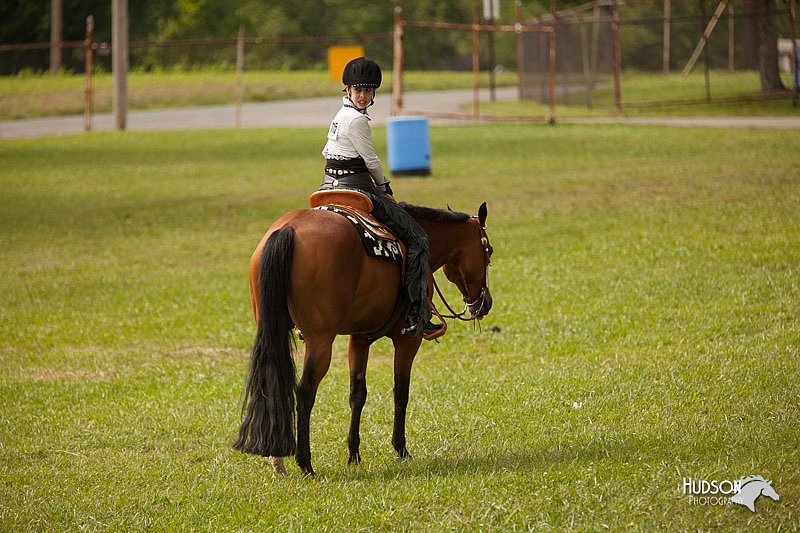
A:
[682, 476, 780, 512]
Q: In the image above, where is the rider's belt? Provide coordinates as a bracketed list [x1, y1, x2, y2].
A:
[320, 171, 377, 193]
[325, 156, 369, 174]
[325, 168, 358, 176]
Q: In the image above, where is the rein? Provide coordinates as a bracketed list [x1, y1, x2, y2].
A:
[431, 276, 473, 321]
[431, 216, 491, 322]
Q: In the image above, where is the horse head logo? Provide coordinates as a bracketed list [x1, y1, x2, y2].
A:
[730, 476, 780, 512]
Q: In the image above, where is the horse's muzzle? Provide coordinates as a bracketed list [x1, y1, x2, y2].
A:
[468, 287, 492, 319]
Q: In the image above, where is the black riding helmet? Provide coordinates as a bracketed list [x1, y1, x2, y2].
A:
[342, 57, 382, 89]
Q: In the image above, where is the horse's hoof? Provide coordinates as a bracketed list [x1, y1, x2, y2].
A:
[269, 456, 288, 477]
[299, 464, 316, 478]
[396, 448, 412, 461]
[348, 452, 362, 465]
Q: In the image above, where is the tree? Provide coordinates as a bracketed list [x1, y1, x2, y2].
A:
[741, 0, 786, 92]
[755, 0, 785, 92]
[741, 0, 760, 69]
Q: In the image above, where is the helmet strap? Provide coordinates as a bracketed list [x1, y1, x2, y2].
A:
[345, 86, 376, 113]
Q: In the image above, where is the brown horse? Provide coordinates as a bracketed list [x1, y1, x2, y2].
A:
[233, 201, 493, 476]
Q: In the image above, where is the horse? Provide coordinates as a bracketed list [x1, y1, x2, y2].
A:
[730, 476, 780, 512]
[233, 199, 493, 476]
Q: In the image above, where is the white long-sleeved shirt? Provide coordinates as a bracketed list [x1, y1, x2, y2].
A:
[322, 97, 388, 186]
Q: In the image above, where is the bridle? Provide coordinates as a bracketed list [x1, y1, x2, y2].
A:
[432, 216, 492, 322]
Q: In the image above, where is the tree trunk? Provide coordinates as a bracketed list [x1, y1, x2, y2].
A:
[741, 0, 760, 69]
[757, 0, 785, 92]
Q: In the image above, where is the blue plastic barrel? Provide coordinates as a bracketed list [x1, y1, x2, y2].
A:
[386, 116, 432, 176]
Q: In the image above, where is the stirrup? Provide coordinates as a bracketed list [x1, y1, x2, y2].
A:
[400, 319, 446, 341]
[422, 321, 447, 341]
[423, 305, 448, 341]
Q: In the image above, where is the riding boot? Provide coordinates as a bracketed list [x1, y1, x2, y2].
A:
[421, 319, 446, 340]
[403, 302, 445, 340]
[403, 315, 441, 332]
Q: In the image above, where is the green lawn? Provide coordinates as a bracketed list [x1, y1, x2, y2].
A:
[482, 70, 800, 118]
[1, 124, 798, 529]
[2, 68, 796, 120]
[0, 69, 517, 120]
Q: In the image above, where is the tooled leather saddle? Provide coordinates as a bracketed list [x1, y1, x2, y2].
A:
[308, 189, 447, 342]
[309, 190, 406, 267]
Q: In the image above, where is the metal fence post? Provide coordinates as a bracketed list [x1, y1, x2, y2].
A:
[516, 1, 525, 101]
[50, 0, 63, 73]
[84, 16, 94, 132]
[610, 0, 622, 113]
[549, 0, 558, 123]
[790, 0, 798, 105]
[579, 12, 593, 109]
[392, 4, 405, 116]
[112, 0, 128, 131]
[473, 6, 481, 119]
[663, 0, 671, 73]
[486, 0, 497, 102]
[236, 24, 245, 128]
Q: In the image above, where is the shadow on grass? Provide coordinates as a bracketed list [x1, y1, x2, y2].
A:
[326, 437, 640, 482]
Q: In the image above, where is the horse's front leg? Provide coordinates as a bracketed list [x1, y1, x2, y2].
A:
[295, 336, 333, 477]
[346, 335, 372, 465]
[391, 334, 422, 459]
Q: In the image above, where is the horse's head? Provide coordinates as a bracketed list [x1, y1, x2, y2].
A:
[442, 202, 493, 319]
[761, 480, 780, 502]
[731, 476, 781, 512]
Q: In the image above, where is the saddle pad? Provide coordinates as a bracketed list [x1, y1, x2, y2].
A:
[314, 205, 404, 265]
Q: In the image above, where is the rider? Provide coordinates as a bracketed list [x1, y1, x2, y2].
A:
[320, 56, 442, 339]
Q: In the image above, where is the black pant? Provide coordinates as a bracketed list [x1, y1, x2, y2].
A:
[319, 173, 432, 330]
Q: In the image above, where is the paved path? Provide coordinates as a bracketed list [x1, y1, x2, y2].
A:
[0, 89, 505, 139]
[2, 87, 799, 139]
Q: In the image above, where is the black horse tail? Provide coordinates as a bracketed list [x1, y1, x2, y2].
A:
[233, 227, 297, 457]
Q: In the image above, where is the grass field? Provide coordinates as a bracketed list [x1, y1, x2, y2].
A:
[1, 124, 799, 530]
[0, 70, 517, 120]
[2, 68, 796, 120]
[481, 70, 800, 118]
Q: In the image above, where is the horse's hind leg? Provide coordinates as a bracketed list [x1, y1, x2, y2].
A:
[295, 335, 334, 476]
[391, 334, 422, 460]
[346, 335, 372, 465]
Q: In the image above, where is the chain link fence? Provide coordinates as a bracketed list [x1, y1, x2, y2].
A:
[521, 0, 798, 112]
[0, 29, 392, 122]
[522, 6, 615, 109]
[2, 1, 797, 123]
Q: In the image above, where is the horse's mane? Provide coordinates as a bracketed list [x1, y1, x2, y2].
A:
[739, 475, 768, 486]
[400, 202, 471, 224]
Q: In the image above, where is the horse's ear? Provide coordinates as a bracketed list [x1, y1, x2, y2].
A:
[477, 202, 488, 228]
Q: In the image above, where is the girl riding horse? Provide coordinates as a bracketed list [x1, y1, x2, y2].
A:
[321, 57, 442, 339]
[234, 202, 493, 476]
